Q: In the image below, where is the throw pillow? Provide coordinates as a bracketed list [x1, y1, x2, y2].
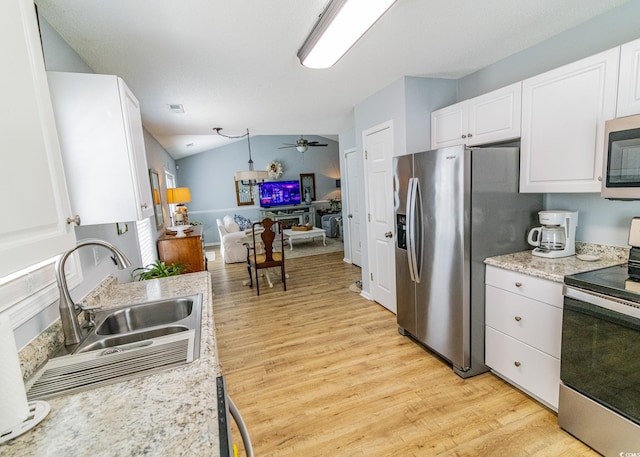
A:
[223, 215, 239, 233]
[234, 214, 252, 231]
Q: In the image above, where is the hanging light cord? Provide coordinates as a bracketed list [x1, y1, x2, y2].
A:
[213, 128, 256, 170]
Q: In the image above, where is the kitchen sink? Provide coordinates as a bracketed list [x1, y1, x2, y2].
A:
[95, 297, 194, 335]
[26, 293, 203, 400]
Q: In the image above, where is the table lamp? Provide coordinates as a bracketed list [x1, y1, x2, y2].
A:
[166, 187, 191, 226]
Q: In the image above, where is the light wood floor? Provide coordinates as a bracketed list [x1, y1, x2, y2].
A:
[210, 251, 597, 457]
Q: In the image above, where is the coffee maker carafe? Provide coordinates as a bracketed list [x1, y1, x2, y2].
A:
[527, 210, 578, 258]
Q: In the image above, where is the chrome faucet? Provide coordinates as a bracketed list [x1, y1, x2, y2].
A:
[55, 239, 132, 346]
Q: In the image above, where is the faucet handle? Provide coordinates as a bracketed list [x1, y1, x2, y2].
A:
[79, 304, 101, 329]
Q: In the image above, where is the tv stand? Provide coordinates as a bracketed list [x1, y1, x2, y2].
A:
[259, 205, 316, 229]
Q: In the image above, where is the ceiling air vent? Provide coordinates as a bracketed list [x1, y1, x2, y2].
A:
[168, 104, 184, 113]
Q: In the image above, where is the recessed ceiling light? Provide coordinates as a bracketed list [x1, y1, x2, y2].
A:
[168, 104, 184, 113]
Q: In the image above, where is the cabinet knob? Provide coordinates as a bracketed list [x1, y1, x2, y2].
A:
[514, 361, 521, 367]
[348, 214, 353, 218]
[514, 316, 522, 322]
[597, 176, 603, 182]
[141, 203, 148, 209]
[515, 282, 522, 288]
[467, 133, 473, 138]
[461, 134, 467, 139]
[66, 215, 81, 226]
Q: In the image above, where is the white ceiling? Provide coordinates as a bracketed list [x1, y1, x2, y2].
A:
[36, 0, 629, 159]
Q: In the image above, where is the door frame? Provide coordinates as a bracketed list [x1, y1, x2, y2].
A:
[343, 147, 361, 266]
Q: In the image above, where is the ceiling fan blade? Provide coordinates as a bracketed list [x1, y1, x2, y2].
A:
[309, 143, 328, 147]
[278, 145, 296, 149]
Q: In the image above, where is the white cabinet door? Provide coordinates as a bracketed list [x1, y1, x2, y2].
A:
[617, 37, 640, 117]
[431, 100, 467, 149]
[468, 82, 521, 146]
[431, 83, 522, 149]
[48, 72, 153, 225]
[0, 0, 76, 278]
[520, 48, 619, 193]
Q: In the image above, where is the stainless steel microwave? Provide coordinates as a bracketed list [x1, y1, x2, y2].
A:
[602, 114, 640, 200]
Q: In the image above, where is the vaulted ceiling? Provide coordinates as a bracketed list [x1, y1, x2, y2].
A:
[36, 0, 630, 159]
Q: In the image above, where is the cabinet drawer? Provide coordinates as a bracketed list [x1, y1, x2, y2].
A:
[486, 285, 562, 357]
[485, 327, 560, 410]
[485, 265, 563, 307]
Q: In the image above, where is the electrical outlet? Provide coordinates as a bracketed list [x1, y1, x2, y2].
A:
[93, 247, 101, 265]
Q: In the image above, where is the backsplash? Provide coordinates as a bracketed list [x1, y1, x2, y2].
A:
[18, 275, 117, 380]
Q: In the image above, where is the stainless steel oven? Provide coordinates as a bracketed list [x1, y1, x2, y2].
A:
[560, 265, 640, 456]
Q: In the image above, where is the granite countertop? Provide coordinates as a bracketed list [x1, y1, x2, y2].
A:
[4, 272, 221, 457]
[485, 242, 629, 282]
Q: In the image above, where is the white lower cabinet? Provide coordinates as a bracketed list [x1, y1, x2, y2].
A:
[485, 265, 564, 410]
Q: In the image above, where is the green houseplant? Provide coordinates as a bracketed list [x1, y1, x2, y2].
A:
[132, 260, 184, 281]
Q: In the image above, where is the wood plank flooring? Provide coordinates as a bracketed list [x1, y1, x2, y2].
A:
[210, 251, 597, 456]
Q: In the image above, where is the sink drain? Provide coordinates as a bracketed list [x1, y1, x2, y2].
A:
[101, 347, 123, 355]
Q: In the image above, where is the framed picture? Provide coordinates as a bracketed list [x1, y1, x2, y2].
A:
[235, 179, 255, 206]
[149, 169, 164, 229]
[300, 173, 316, 201]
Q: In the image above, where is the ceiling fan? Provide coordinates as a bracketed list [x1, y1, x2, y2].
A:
[279, 136, 327, 153]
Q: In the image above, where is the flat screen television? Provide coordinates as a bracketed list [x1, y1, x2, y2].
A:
[259, 180, 301, 208]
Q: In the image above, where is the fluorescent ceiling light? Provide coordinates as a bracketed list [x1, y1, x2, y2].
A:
[298, 0, 396, 69]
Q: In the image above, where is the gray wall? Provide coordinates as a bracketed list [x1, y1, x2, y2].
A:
[457, 0, 640, 247]
[351, 76, 457, 294]
[176, 135, 341, 245]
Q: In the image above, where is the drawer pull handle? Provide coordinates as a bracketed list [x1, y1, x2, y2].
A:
[514, 361, 521, 367]
[514, 316, 522, 322]
[515, 282, 522, 288]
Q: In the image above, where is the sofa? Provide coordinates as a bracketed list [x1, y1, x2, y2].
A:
[216, 216, 249, 263]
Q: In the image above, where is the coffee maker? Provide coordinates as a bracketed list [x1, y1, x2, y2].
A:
[527, 210, 578, 258]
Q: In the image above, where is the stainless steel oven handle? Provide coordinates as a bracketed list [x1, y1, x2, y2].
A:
[563, 284, 640, 319]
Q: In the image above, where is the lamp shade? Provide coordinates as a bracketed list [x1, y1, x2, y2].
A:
[166, 187, 191, 204]
[235, 170, 269, 182]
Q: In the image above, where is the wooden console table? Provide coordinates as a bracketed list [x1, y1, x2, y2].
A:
[157, 225, 207, 273]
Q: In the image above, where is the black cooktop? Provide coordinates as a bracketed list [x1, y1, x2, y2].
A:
[564, 263, 640, 304]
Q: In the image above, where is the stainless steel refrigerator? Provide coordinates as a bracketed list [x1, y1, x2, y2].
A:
[394, 145, 541, 378]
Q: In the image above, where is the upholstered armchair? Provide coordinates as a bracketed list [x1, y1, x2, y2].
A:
[216, 216, 248, 263]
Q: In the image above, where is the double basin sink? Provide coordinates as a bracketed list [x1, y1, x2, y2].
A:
[26, 294, 203, 400]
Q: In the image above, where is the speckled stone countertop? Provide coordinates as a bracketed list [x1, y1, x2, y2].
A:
[485, 242, 629, 282]
[3, 272, 221, 457]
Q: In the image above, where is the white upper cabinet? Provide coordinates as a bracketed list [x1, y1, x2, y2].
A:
[431, 82, 522, 149]
[47, 72, 154, 225]
[617, 37, 640, 117]
[520, 48, 619, 193]
[0, 0, 76, 278]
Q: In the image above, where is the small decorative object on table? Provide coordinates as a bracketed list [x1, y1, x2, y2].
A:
[292, 223, 313, 232]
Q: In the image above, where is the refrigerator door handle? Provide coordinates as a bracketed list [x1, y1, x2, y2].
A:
[413, 177, 423, 282]
[406, 178, 419, 283]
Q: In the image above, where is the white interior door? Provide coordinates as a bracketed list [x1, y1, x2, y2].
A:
[344, 148, 361, 266]
[364, 122, 396, 313]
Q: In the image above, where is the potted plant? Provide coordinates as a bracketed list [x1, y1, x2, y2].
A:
[132, 260, 184, 281]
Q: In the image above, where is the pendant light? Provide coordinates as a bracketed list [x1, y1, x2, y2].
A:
[214, 128, 269, 186]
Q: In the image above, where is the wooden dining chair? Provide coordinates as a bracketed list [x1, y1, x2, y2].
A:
[249, 218, 286, 295]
